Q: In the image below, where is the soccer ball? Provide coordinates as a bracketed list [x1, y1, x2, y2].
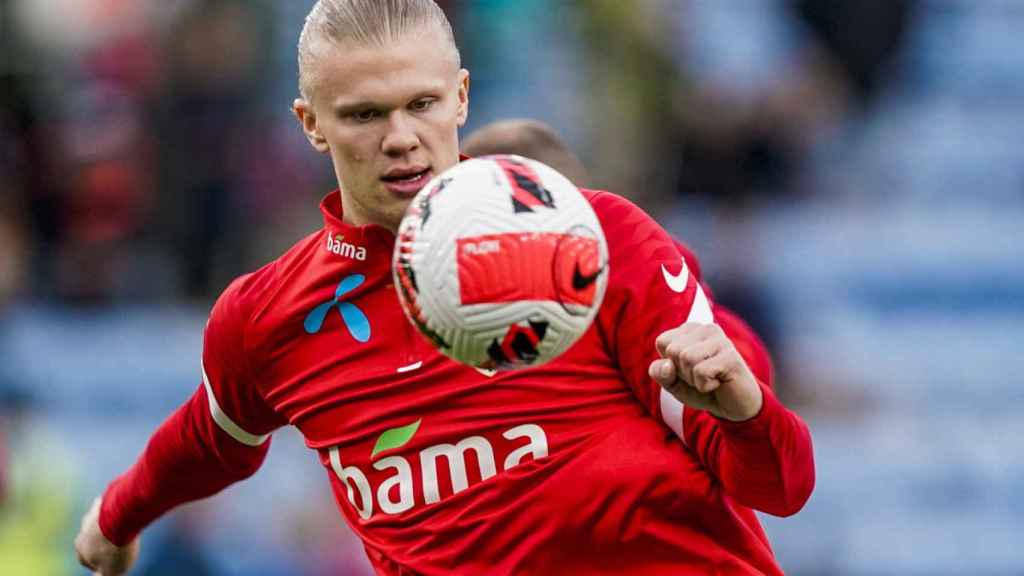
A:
[392, 155, 609, 371]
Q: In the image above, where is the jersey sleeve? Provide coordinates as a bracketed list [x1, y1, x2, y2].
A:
[99, 273, 287, 545]
[591, 191, 814, 517]
[591, 192, 713, 434]
[670, 238, 773, 387]
[200, 272, 287, 443]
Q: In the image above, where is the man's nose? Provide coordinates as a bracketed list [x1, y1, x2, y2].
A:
[381, 112, 420, 156]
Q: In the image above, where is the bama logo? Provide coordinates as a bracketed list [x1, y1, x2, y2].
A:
[304, 275, 371, 342]
[328, 420, 548, 519]
[326, 233, 367, 261]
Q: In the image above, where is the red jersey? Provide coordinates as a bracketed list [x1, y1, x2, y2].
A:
[101, 189, 813, 575]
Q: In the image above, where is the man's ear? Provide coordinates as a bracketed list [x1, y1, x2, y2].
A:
[293, 98, 330, 154]
[456, 69, 470, 128]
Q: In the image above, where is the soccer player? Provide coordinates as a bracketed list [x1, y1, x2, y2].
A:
[75, 2, 815, 574]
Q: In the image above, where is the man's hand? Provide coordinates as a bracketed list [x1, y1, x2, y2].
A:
[648, 323, 763, 422]
[75, 497, 139, 576]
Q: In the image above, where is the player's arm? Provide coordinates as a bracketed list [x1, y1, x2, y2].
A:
[75, 274, 286, 575]
[591, 191, 814, 518]
[649, 319, 814, 517]
[672, 237, 775, 389]
[671, 238, 775, 389]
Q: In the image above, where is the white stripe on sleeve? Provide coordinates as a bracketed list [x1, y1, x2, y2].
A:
[201, 361, 271, 447]
[686, 283, 714, 325]
[659, 283, 715, 444]
[660, 388, 685, 441]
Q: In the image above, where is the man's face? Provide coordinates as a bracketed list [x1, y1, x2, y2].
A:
[294, 25, 469, 231]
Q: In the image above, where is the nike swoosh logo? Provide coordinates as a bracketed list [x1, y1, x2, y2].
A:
[474, 366, 497, 378]
[661, 258, 689, 293]
[572, 264, 602, 291]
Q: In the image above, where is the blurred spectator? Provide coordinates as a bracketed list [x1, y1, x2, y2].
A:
[453, 0, 588, 186]
[672, 0, 915, 206]
[657, 0, 915, 402]
[794, 0, 914, 107]
[574, 0, 681, 212]
[54, 79, 159, 304]
[0, 202, 27, 311]
[154, 0, 275, 299]
[0, 68, 60, 301]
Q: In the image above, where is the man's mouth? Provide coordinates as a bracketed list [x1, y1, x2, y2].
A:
[381, 167, 432, 197]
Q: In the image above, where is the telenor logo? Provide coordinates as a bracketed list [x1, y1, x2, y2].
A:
[304, 274, 371, 342]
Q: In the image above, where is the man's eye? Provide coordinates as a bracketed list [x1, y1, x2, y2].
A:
[411, 99, 435, 112]
[352, 110, 379, 123]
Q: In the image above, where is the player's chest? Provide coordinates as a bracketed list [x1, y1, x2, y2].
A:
[255, 267, 631, 450]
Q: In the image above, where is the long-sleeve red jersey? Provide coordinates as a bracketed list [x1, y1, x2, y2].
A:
[101, 189, 814, 575]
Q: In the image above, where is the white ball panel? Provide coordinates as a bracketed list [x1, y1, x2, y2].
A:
[393, 156, 610, 370]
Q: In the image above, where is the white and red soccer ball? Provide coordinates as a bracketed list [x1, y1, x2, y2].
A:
[392, 155, 609, 370]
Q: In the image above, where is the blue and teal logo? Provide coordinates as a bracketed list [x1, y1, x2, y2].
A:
[304, 274, 371, 342]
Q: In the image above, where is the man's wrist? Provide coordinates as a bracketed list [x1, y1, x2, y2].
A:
[716, 382, 774, 427]
[717, 380, 764, 422]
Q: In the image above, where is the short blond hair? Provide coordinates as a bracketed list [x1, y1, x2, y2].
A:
[297, 0, 460, 99]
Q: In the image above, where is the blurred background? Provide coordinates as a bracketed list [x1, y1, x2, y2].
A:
[1, 0, 1022, 574]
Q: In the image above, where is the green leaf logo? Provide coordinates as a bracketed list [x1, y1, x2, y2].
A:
[371, 419, 422, 459]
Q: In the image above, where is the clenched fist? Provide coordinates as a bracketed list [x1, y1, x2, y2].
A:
[74, 497, 139, 576]
[648, 322, 763, 422]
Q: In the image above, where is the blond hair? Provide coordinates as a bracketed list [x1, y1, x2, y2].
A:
[297, 0, 460, 99]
